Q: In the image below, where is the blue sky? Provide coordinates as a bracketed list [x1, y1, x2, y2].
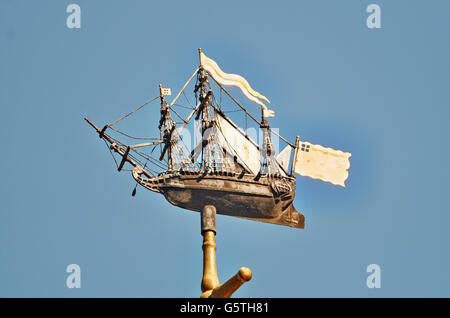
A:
[1, 0, 449, 297]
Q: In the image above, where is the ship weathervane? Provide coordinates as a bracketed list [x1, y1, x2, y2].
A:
[85, 48, 352, 297]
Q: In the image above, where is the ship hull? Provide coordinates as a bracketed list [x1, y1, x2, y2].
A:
[133, 168, 304, 228]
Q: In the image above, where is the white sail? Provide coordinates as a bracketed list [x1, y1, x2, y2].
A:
[276, 145, 292, 173]
[215, 113, 261, 175]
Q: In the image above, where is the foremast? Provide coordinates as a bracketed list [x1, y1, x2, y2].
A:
[158, 84, 175, 171]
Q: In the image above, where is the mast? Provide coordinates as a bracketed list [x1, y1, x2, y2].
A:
[290, 136, 300, 176]
[196, 48, 293, 176]
[158, 84, 174, 170]
[260, 108, 273, 174]
[196, 48, 215, 171]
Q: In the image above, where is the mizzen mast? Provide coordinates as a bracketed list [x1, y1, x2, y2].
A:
[260, 109, 272, 174]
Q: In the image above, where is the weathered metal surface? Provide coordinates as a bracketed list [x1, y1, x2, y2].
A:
[201, 205, 216, 234]
[132, 167, 305, 229]
[200, 205, 252, 298]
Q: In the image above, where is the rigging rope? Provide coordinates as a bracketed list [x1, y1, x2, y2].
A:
[223, 109, 244, 113]
[173, 103, 195, 110]
[103, 138, 119, 169]
[170, 107, 187, 123]
[109, 126, 160, 140]
[108, 96, 160, 127]
[182, 90, 193, 108]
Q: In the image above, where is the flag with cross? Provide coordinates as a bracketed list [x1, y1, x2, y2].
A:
[293, 141, 351, 187]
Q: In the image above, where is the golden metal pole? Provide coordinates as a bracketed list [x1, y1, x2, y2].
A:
[200, 205, 252, 298]
[209, 267, 252, 298]
[201, 230, 220, 297]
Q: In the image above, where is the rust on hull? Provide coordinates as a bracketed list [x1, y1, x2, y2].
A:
[133, 167, 304, 228]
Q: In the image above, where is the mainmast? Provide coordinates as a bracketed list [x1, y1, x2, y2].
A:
[194, 48, 288, 176]
[196, 48, 216, 172]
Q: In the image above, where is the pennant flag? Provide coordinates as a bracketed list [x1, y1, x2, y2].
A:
[200, 51, 273, 113]
[161, 88, 171, 96]
[263, 108, 275, 118]
[294, 141, 351, 187]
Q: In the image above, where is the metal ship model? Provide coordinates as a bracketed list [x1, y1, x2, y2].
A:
[85, 49, 352, 229]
